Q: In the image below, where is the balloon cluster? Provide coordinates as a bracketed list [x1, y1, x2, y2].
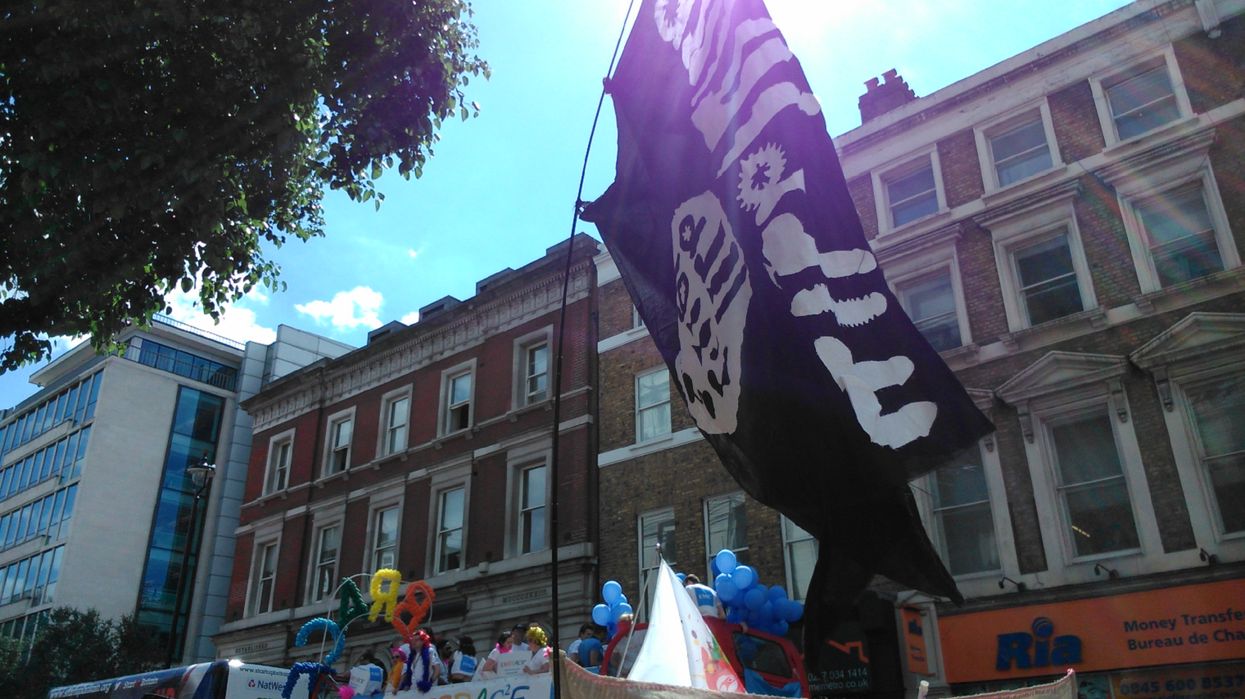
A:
[591, 580, 633, 639]
[710, 549, 803, 637]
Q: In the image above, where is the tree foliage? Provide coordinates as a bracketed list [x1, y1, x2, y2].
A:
[0, 608, 163, 698]
[0, 0, 488, 370]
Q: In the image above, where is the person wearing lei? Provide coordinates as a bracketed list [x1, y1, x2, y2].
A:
[478, 632, 514, 680]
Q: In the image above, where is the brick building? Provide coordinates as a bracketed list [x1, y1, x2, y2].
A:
[597, 1, 1245, 698]
[835, 0, 1245, 697]
[212, 235, 601, 667]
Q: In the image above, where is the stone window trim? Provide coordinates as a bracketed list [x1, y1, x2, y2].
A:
[362, 486, 404, 574]
[306, 515, 345, 604]
[871, 147, 949, 237]
[377, 385, 413, 459]
[425, 459, 472, 577]
[321, 406, 356, 480]
[979, 193, 1098, 334]
[996, 351, 1164, 573]
[245, 525, 282, 618]
[973, 98, 1064, 194]
[1132, 312, 1245, 549]
[511, 325, 554, 410]
[262, 428, 296, 496]
[880, 223, 973, 351]
[1088, 46, 1195, 149]
[779, 515, 817, 603]
[1102, 135, 1241, 295]
[502, 440, 552, 560]
[437, 358, 478, 438]
[702, 490, 748, 569]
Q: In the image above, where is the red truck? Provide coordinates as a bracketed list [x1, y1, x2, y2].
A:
[600, 617, 810, 697]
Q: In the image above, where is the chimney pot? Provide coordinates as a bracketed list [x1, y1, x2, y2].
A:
[858, 70, 917, 124]
[882, 68, 899, 83]
[865, 77, 880, 92]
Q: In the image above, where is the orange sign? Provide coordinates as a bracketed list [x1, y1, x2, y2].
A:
[939, 579, 1245, 683]
[1110, 660, 1245, 699]
[902, 607, 931, 675]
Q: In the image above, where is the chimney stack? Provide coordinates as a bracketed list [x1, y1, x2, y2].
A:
[858, 69, 917, 124]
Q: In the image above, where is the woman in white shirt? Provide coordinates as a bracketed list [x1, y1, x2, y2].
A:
[450, 636, 479, 683]
[522, 627, 551, 675]
[478, 632, 514, 680]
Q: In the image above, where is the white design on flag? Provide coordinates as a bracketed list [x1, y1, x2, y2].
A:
[814, 337, 937, 448]
[760, 214, 876, 281]
[654, 0, 939, 449]
[791, 288, 887, 326]
[672, 192, 752, 435]
[737, 144, 806, 226]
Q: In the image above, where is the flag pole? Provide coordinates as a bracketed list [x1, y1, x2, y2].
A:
[549, 3, 637, 698]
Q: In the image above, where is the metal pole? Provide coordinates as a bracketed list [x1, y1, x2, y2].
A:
[166, 485, 203, 668]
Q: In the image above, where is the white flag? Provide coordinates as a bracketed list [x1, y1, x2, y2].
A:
[628, 561, 742, 692]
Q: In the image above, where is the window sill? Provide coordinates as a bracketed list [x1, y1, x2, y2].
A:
[1067, 547, 1143, 566]
[980, 164, 1068, 204]
[632, 433, 674, 450]
[939, 343, 980, 370]
[1132, 265, 1245, 314]
[999, 306, 1107, 352]
[877, 208, 953, 239]
[433, 427, 474, 450]
[313, 469, 350, 489]
[243, 481, 309, 508]
[507, 399, 553, 423]
[1103, 114, 1199, 154]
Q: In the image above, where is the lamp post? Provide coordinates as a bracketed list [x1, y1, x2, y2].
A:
[166, 456, 216, 668]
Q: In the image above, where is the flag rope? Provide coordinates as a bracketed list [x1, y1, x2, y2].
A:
[550, 3, 637, 699]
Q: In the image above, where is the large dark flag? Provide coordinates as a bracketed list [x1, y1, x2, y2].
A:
[581, 0, 995, 658]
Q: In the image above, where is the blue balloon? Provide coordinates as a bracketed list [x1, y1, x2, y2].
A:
[612, 602, 634, 622]
[714, 573, 731, 590]
[731, 565, 755, 590]
[676, 573, 687, 583]
[592, 604, 611, 626]
[760, 601, 775, 622]
[616, 593, 628, 607]
[786, 601, 804, 622]
[714, 549, 738, 573]
[768, 586, 788, 602]
[710, 557, 721, 579]
[718, 579, 739, 603]
[726, 607, 744, 624]
[753, 585, 768, 603]
[606, 621, 618, 639]
[744, 587, 766, 611]
[775, 621, 790, 637]
[746, 609, 762, 626]
[602, 580, 622, 606]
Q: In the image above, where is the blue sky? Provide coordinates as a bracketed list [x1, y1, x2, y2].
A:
[1, 0, 1135, 408]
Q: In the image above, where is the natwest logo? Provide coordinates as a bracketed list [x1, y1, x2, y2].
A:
[996, 617, 1082, 670]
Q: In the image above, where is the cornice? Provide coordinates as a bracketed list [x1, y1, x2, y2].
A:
[248, 259, 594, 432]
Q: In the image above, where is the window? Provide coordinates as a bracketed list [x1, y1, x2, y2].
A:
[1184, 375, 1245, 534]
[383, 396, 409, 455]
[1051, 414, 1141, 557]
[1105, 64, 1180, 141]
[781, 517, 817, 603]
[633, 306, 645, 329]
[519, 465, 547, 554]
[445, 371, 472, 433]
[1012, 231, 1084, 326]
[639, 508, 676, 609]
[704, 492, 747, 567]
[897, 272, 962, 352]
[250, 541, 278, 616]
[523, 343, 549, 405]
[435, 488, 465, 573]
[1134, 187, 1225, 288]
[887, 162, 939, 228]
[931, 445, 1000, 575]
[636, 369, 671, 443]
[990, 116, 1054, 188]
[372, 506, 399, 571]
[305, 525, 338, 603]
[265, 436, 292, 494]
[325, 416, 352, 476]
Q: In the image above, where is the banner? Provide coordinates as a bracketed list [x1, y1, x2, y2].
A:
[392, 675, 552, 699]
[583, 0, 994, 657]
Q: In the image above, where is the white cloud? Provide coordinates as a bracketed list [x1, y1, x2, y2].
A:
[165, 288, 278, 345]
[400, 311, 420, 325]
[296, 286, 385, 331]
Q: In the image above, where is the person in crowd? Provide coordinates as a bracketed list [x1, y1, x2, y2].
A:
[683, 574, 725, 619]
[404, 629, 441, 693]
[573, 624, 604, 668]
[479, 632, 514, 679]
[509, 623, 528, 649]
[435, 638, 454, 685]
[522, 626, 552, 675]
[449, 636, 478, 683]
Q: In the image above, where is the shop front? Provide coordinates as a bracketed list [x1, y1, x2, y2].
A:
[936, 578, 1245, 699]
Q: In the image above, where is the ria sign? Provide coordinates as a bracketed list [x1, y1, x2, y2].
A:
[996, 617, 1083, 671]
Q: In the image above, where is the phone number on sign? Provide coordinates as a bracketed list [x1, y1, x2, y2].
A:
[1119, 675, 1245, 695]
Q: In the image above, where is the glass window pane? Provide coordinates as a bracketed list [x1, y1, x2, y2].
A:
[522, 467, 546, 509]
[888, 165, 935, 204]
[84, 373, 102, 421]
[1053, 416, 1125, 485]
[640, 511, 676, 569]
[1187, 376, 1245, 533]
[706, 493, 747, 556]
[1063, 479, 1141, 556]
[1108, 67, 1180, 139]
[451, 374, 472, 405]
[441, 488, 464, 530]
[637, 371, 669, 409]
[786, 538, 818, 602]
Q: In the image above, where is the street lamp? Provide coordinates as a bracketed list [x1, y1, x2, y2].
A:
[166, 456, 216, 667]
